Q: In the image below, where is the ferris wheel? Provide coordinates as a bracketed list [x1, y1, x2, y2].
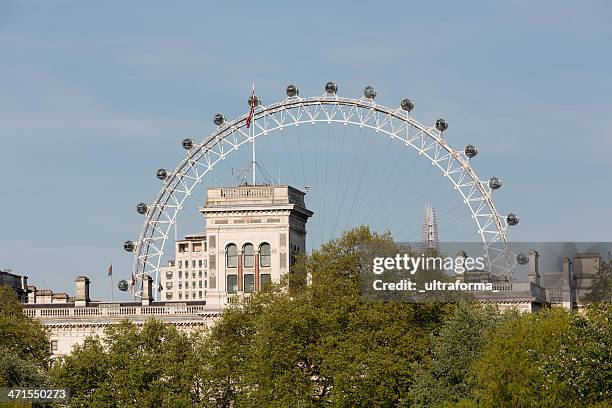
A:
[122, 82, 520, 298]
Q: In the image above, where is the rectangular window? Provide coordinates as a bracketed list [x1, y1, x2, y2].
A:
[166, 282, 173, 289]
[199, 280, 202, 288]
[178, 271, 182, 279]
[178, 292, 182, 299]
[178, 261, 182, 268]
[198, 270, 202, 277]
[186, 292, 189, 299]
[192, 291, 196, 299]
[260, 273, 272, 288]
[166, 292, 173, 300]
[244, 274, 254, 293]
[179, 282, 182, 289]
[192, 271, 196, 278]
[193, 260, 196, 268]
[199, 291, 202, 298]
[199, 260, 203, 267]
[50, 340, 58, 352]
[227, 275, 238, 294]
[165, 271, 173, 279]
[186, 281, 189, 289]
[243, 245, 254, 268]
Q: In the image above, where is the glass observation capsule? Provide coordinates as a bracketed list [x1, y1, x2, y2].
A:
[506, 213, 519, 226]
[156, 168, 168, 180]
[364, 86, 377, 99]
[248, 95, 261, 108]
[117, 279, 129, 292]
[435, 118, 448, 132]
[123, 240, 135, 252]
[325, 81, 338, 95]
[488, 177, 502, 190]
[516, 253, 529, 265]
[400, 98, 414, 112]
[136, 202, 148, 215]
[286, 84, 299, 97]
[182, 138, 194, 150]
[213, 113, 225, 126]
[465, 145, 478, 158]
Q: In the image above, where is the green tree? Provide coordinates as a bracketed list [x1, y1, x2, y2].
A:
[536, 304, 612, 406]
[50, 319, 201, 407]
[467, 307, 572, 408]
[584, 260, 612, 303]
[0, 285, 49, 387]
[197, 227, 451, 407]
[410, 303, 505, 407]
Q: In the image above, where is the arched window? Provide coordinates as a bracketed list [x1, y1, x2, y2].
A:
[259, 243, 271, 268]
[226, 244, 237, 268]
[243, 243, 254, 268]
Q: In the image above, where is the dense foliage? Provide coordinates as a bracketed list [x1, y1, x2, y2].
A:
[23, 228, 612, 407]
[0, 285, 50, 388]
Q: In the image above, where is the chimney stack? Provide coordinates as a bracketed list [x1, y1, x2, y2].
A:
[74, 276, 90, 307]
[528, 250, 540, 286]
[141, 275, 153, 305]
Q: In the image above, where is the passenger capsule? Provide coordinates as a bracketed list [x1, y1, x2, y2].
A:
[506, 213, 519, 226]
[435, 118, 448, 132]
[325, 81, 338, 95]
[465, 145, 478, 158]
[364, 86, 377, 99]
[400, 98, 414, 112]
[488, 177, 502, 190]
[117, 279, 129, 291]
[516, 253, 529, 265]
[213, 113, 225, 126]
[286, 84, 299, 97]
[136, 202, 148, 215]
[123, 240, 135, 252]
[248, 95, 261, 108]
[182, 138, 194, 150]
[156, 168, 168, 180]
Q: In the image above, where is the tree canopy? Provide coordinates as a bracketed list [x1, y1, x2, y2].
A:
[44, 228, 612, 407]
[0, 285, 49, 388]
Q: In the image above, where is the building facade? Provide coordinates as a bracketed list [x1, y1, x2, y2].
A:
[0, 269, 29, 302]
[159, 184, 313, 307]
[23, 276, 221, 357]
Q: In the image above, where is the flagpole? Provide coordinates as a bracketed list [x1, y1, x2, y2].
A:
[251, 82, 256, 185]
[109, 263, 114, 302]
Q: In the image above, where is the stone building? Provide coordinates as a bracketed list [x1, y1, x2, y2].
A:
[23, 276, 221, 357]
[22, 183, 313, 357]
[0, 269, 29, 303]
[159, 184, 313, 307]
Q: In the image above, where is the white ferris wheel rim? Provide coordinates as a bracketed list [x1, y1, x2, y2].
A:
[129, 92, 516, 298]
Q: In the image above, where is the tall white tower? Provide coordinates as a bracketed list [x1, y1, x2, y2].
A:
[421, 204, 439, 251]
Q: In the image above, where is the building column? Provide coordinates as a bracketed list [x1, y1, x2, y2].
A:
[238, 250, 243, 292]
[254, 250, 260, 291]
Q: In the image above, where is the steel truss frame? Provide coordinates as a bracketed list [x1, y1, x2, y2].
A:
[131, 94, 515, 298]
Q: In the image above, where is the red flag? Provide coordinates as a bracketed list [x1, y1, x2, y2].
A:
[108, 263, 113, 276]
[246, 82, 255, 128]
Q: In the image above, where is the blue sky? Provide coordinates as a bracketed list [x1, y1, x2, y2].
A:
[1, 1, 610, 300]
